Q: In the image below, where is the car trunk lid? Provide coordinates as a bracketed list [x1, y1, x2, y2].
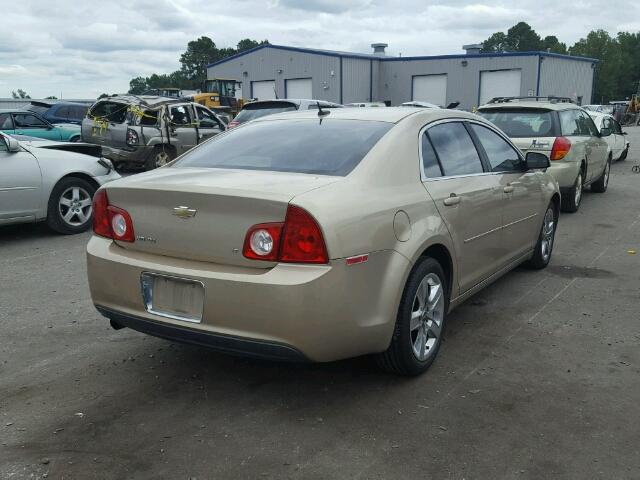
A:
[104, 168, 340, 267]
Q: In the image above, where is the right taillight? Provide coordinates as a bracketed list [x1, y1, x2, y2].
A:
[242, 205, 328, 264]
[92, 189, 135, 242]
[228, 120, 240, 129]
[550, 136, 571, 160]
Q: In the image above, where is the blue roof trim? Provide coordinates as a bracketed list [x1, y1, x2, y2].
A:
[207, 44, 599, 69]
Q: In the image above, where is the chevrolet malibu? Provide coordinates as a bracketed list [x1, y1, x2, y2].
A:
[87, 107, 560, 375]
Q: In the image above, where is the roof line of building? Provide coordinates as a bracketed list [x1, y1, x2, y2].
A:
[207, 44, 599, 69]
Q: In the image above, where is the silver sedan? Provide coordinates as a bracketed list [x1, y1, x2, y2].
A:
[0, 132, 121, 234]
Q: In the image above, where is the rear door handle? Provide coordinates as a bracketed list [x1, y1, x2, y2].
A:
[503, 185, 515, 194]
[443, 194, 461, 206]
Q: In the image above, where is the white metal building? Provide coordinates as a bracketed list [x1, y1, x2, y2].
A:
[207, 43, 597, 110]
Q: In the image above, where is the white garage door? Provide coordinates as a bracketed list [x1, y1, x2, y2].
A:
[251, 80, 276, 100]
[479, 70, 522, 105]
[286, 78, 312, 99]
[412, 74, 447, 107]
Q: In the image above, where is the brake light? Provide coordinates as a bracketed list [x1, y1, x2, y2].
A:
[550, 136, 571, 161]
[126, 128, 139, 146]
[242, 205, 328, 264]
[92, 189, 135, 242]
[228, 120, 240, 129]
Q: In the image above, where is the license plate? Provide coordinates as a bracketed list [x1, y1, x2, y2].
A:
[141, 273, 204, 323]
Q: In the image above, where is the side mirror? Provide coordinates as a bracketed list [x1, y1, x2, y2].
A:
[525, 151, 550, 170]
[600, 127, 612, 137]
[7, 136, 20, 152]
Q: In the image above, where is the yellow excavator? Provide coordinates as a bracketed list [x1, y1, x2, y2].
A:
[185, 78, 243, 117]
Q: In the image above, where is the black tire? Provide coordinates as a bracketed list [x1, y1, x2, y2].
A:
[619, 147, 628, 161]
[524, 202, 557, 270]
[69, 135, 82, 142]
[376, 257, 449, 376]
[46, 177, 96, 234]
[145, 145, 176, 171]
[591, 156, 611, 193]
[561, 170, 584, 213]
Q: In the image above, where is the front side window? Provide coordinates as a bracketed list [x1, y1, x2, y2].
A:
[427, 122, 484, 176]
[170, 105, 192, 126]
[470, 124, 523, 173]
[612, 119, 623, 135]
[0, 113, 13, 130]
[196, 107, 222, 129]
[13, 113, 47, 128]
[174, 119, 391, 176]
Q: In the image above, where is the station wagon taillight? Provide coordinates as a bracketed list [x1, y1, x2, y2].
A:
[242, 205, 328, 264]
[550, 136, 571, 161]
[92, 189, 135, 242]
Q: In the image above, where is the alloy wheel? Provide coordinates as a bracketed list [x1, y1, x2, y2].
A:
[155, 151, 170, 168]
[58, 186, 92, 227]
[540, 207, 555, 262]
[575, 173, 583, 206]
[603, 161, 610, 188]
[410, 273, 445, 361]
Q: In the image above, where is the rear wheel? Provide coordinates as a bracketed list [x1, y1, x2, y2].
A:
[591, 156, 611, 193]
[46, 177, 96, 234]
[561, 171, 583, 213]
[145, 146, 176, 171]
[525, 202, 557, 269]
[376, 257, 448, 376]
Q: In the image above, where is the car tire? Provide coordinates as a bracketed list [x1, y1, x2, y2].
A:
[591, 156, 611, 193]
[376, 257, 448, 376]
[561, 170, 583, 213]
[145, 146, 176, 171]
[69, 135, 82, 142]
[524, 202, 557, 270]
[46, 177, 96, 234]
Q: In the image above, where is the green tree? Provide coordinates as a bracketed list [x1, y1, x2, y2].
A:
[128, 76, 148, 94]
[570, 30, 623, 102]
[481, 32, 509, 52]
[45, 95, 58, 100]
[98, 93, 110, 99]
[616, 31, 640, 97]
[541, 35, 568, 54]
[179, 36, 220, 87]
[236, 38, 269, 53]
[11, 89, 30, 99]
[505, 22, 542, 51]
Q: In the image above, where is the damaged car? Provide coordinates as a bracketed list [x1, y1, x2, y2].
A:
[81, 96, 226, 170]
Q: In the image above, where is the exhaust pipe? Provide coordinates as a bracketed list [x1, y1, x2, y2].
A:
[110, 319, 126, 330]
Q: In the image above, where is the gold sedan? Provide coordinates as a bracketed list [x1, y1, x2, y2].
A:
[87, 107, 560, 375]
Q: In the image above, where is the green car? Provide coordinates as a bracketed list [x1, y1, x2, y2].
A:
[0, 109, 81, 142]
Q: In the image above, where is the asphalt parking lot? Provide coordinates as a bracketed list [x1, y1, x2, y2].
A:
[2, 127, 640, 480]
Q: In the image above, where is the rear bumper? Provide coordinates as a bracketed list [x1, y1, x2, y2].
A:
[87, 236, 409, 362]
[100, 145, 148, 164]
[97, 305, 307, 362]
[547, 161, 580, 188]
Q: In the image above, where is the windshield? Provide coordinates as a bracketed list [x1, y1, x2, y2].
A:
[234, 102, 297, 123]
[477, 109, 555, 137]
[174, 118, 392, 176]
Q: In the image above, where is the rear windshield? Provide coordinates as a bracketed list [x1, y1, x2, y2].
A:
[477, 109, 555, 137]
[174, 119, 392, 176]
[87, 101, 128, 123]
[234, 101, 297, 123]
[27, 105, 49, 115]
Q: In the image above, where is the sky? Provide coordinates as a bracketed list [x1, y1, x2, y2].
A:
[2, 0, 639, 99]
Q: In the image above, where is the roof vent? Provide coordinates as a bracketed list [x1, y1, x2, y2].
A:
[371, 43, 388, 56]
[463, 43, 483, 55]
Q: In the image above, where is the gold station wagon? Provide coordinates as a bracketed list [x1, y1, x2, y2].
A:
[87, 107, 560, 375]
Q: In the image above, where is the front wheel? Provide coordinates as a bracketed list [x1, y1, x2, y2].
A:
[376, 257, 448, 376]
[561, 171, 583, 213]
[525, 203, 557, 269]
[46, 177, 96, 234]
[591, 156, 611, 193]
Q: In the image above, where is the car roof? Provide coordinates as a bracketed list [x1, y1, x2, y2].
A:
[94, 95, 186, 108]
[478, 97, 578, 111]
[244, 99, 341, 108]
[0, 109, 36, 114]
[252, 106, 478, 124]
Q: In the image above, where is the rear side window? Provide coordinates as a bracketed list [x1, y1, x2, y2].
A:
[13, 113, 47, 128]
[56, 105, 70, 119]
[421, 133, 442, 178]
[0, 113, 13, 129]
[559, 109, 596, 136]
[69, 106, 89, 121]
[470, 124, 523, 173]
[88, 101, 128, 123]
[174, 119, 391, 176]
[235, 101, 297, 123]
[170, 105, 192, 126]
[478, 109, 555, 137]
[427, 122, 484, 176]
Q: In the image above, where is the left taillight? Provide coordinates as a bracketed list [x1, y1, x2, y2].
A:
[92, 189, 135, 242]
[126, 128, 139, 146]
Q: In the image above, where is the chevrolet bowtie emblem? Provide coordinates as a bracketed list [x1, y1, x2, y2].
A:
[172, 206, 197, 219]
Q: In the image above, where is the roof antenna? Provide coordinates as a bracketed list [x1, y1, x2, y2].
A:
[316, 101, 329, 117]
